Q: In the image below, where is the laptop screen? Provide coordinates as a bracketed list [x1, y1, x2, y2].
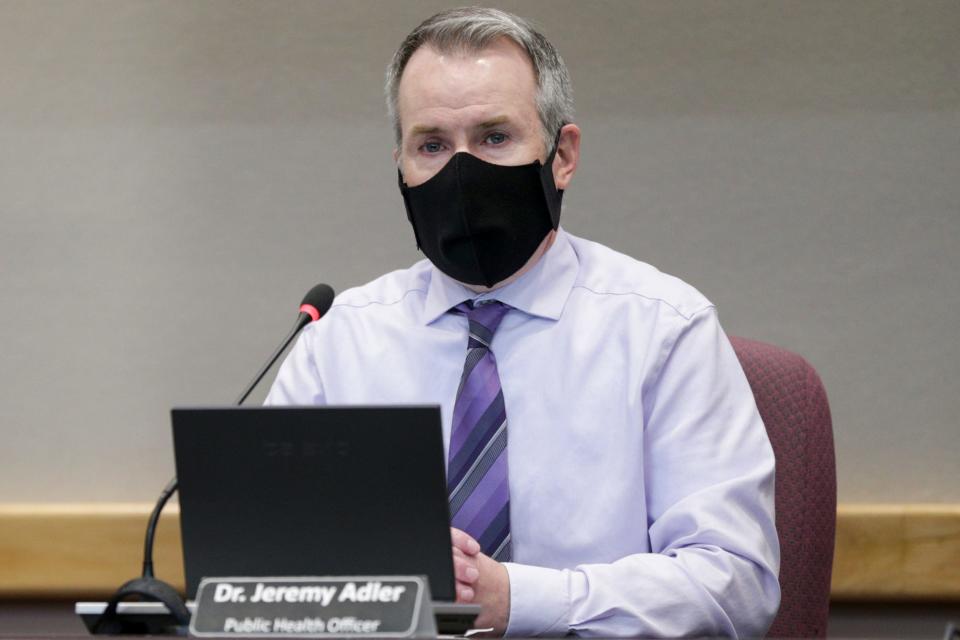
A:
[172, 406, 455, 602]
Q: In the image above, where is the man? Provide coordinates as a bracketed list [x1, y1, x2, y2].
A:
[267, 7, 779, 637]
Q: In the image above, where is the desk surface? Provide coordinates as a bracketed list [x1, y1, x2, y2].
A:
[3, 600, 960, 639]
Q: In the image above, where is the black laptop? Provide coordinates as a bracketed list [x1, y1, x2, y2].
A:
[78, 406, 478, 634]
[175, 406, 459, 597]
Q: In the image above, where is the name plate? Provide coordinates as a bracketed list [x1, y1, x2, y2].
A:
[190, 576, 432, 637]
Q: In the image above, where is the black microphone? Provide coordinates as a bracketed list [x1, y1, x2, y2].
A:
[94, 283, 335, 635]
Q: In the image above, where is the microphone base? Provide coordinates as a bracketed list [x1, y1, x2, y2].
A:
[88, 576, 190, 635]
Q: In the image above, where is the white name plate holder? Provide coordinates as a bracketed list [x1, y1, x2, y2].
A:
[190, 576, 437, 638]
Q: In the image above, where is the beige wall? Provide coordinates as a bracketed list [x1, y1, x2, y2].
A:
[1, 0, 958, 503]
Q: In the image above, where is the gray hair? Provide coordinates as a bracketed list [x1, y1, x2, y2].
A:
[385, 7, 574, 151]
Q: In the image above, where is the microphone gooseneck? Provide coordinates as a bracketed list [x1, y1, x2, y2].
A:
[141, 477, 178, 579]
[94, 283, 335, 635]
[235, 283, 335, 405]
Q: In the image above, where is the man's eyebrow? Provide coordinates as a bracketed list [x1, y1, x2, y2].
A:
[408, 118, 510, 136]
[408, 125, 442, 136]
[476, 116, 510, 129]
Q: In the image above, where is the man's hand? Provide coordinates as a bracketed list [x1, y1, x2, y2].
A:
[450, 528, 511, 636]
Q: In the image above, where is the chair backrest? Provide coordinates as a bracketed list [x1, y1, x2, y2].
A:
[729, 337, 837, 638]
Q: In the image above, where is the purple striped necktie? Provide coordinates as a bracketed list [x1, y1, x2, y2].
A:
[447, 300, 512, 561]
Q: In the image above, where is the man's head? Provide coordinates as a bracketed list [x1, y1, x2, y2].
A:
[386, 7, 574, 159]
[387, 7, 581, 291]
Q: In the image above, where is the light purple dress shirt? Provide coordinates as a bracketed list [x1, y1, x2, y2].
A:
[265, 228, 781, 637]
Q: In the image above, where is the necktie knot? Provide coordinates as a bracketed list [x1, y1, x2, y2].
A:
[455, 300, 510, 349]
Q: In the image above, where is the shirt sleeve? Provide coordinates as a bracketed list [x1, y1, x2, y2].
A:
[504, 306, 781, 638]
[263, 325, 326, 406]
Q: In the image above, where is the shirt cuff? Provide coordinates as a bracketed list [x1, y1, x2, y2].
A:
[502, 562, 575, 637]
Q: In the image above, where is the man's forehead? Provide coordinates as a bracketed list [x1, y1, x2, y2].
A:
[396, 40, 538, 128]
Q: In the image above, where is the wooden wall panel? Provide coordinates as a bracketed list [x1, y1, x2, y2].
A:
[0, 503, 185, 598]
[832, 504, 960, 600]
[1, 503, 958, 600]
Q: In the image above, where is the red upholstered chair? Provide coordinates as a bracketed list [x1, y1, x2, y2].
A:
[729, 337, 837, 638]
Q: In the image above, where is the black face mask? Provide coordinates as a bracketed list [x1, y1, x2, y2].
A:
[398, 144, 563, 288]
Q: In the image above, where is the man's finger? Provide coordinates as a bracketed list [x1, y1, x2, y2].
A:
[456, 583, 475, 603]
[453, 552, 480, 583]
[450, 527, 481, 555]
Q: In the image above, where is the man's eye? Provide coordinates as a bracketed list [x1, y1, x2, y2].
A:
[422, 141, 443, 153]
[485, 132, 508, 145]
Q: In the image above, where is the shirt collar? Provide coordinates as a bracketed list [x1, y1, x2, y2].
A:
[421, 227, 579, 325]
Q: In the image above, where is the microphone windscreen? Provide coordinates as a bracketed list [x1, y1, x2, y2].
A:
[300, 283, 336, 319]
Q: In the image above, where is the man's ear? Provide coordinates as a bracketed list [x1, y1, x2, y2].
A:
[551, 124, 581, 190]
[394, 148, 407, 183]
